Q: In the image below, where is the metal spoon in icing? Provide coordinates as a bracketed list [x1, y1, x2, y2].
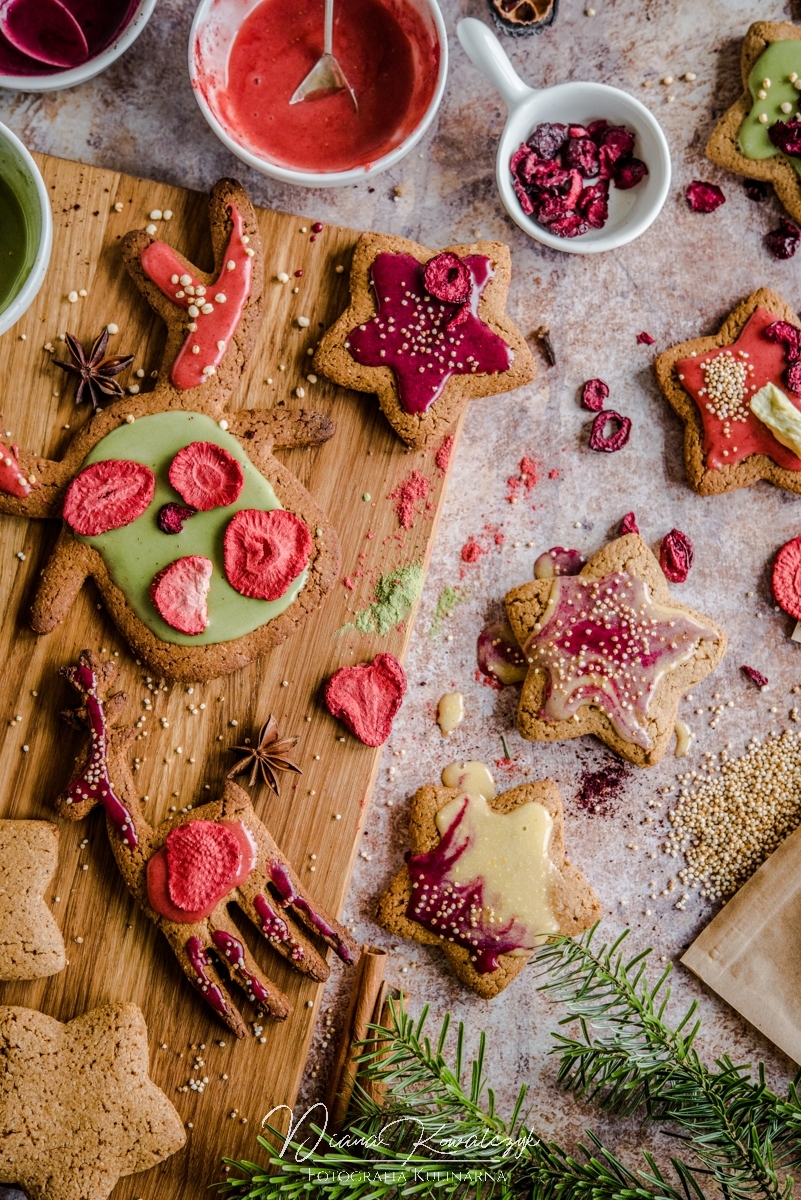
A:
[290, 0, 357, 111]
[0, 0, 89, 69]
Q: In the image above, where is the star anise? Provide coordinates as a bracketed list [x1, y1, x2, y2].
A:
[227, 715, 302, 795]
[54, 327, 134, 411]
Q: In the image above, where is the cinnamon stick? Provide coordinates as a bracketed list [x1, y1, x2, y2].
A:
[326, 945, 387, 1129]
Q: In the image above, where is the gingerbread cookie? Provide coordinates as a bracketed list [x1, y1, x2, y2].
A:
[505, 534, 727, 768]
[0, 820, 65, 981]
[706, 22, 801, 223]
[654, 288, 801, 495]
[0, 1002, 185, 1200]
[57, 651, 358, 1037]
[377, 781, 600, 998]
[0, 179, 340, 683]
[313, 233, 536, 449]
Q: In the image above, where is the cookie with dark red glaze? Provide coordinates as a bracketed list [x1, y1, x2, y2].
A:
[0, 179, 341, 682]
[313, 232, 536, 449]
[654, 288, 801, 495]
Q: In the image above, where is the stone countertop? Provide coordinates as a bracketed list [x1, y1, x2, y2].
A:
[3, 0, 801, 1177]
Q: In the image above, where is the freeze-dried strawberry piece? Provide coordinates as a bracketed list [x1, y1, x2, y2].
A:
[150, 555, 212, 635]
[636, 331, 655, 345]
[168, 441, 244, 511]
[548, 213, 590, 238]
[765, 320, 801, 360]
[659, 528, 694, 583]
[745, 180, 769, 201]
[565, 137, 599, 177]
[165, 820, 241, 912]
[768, 117, 801, 157]
[620, 511, 639, 535]
[567, 124, 591, 139]
[577, 180, 610, 228]
[614, 157, 648, 189]
[773, 535, 801, 619]
[424, 252, 471, 304]
[589, 410, 632, 452]
[580, 378, 610, 411]
[157, 502, 196, 534]
[224, 508, 312, 601]
[741, 664, 769, 689]
[527, 122, 568, 159]
[63, 459, 155, 536]
[787, 362, 801, 395]
[686, 181, 726, 213]
[765, 219, 801, 260]
[324, 653, 406, 746]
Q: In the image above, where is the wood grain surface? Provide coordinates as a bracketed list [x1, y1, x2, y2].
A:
[0, 154, 462, 1199]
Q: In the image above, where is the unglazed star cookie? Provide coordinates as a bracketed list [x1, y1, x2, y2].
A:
[57, 651, 358, 1037]
[0, 820, 65, 981]
[505, 534, 727, 767]
[706, 22, 801, 223]
[376, 781, 600, 998]
[0, 178, 340, 682]
[654, 288, 801, 495]
[0, 1002, 185, 1200]
[313, 233, 536, 449]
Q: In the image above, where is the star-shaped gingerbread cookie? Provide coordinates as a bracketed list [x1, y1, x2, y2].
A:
[0, 1002, 185, 1200]
[505, 534, 727, 767]
[706, 21, 801, 223]
[0, 820, 65, 981]
[377, 781, 600, 998]
[654, 287, 801, 495]
[313, 232, 536, 449]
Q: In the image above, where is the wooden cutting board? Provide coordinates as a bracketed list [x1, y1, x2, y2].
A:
[0, 154, 462, 1198]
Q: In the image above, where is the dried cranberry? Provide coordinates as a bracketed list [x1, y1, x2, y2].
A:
[564, 169, 583, 210]
[659, 528, 694, 583]
[527, 122, 568, 160]
[567, 124, 591, 139]
[741, 664, 769, 689]
[614, 157, 648, 189]
[513, 178, 535, 216]
[787, 361, 801, 395]
[548, 213, 590, 238]
[686, 181, 726, 213]
[636, 331, 655, 345]
[530, 162, 571, 191]
[510, 144, 540, 186]
[620, 511, 639, 535]
[157, 502, 196, 534]
[589, 410, 632, 452]
[587, 119, 610, 140]
[600, 126, 636, 164]
[765, 219, 801, 260]
[744, 179, 769, 201]
[768, 118, 801, 157]
[565, 137, 599, 177]
[580, 378, 609, 411]
[764, 320, 801, 360]
[535, 194, 570, 225]
[424, 252, 471, 304]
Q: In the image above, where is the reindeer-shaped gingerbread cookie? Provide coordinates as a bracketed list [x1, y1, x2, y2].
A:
[0, 179, 340, 682]
[58, 650, 358, 1037]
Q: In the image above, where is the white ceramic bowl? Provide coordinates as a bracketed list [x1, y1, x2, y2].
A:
[0, 0, 156, 92]
[0, 121, 52, 338]
[189, 0, 449, 188]
[457, 18, 671, 255]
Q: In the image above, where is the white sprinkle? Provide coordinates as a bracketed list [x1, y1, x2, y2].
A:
[297, 316, 310, 327]
[145, 223, 157, 235]
[296, 387, 305, 398]
[164, 209, 173, 220]
[180, 274, 192, 285]
[227, 260, 236, 271]
[215, 293, 227, 303]
[113, 201, 124, 212]
[149, 209, 163, 221]
[125, 414, 135, 424]
[68, 291, 78, 303]
[219, 419, 229, 430]
[307, 373, 317, 383]
[277, 271, 289, 283]
[128, 384, 140, 395]
[107, 323, 119, 335]
[187, 304, 200, 318]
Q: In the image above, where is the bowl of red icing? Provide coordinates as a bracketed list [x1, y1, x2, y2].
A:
[0, 0, 156, 91]
[189, 0, 448, 186]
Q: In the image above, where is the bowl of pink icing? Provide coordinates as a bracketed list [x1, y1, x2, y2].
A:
[0, 0, 156, 91]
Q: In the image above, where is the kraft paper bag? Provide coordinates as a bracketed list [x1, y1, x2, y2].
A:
[682, 822, 801, 1065]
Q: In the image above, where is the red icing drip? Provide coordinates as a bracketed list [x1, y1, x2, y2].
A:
[63, 663, 137, 849]
[0, 442, 31, 497]
[253, 892, 304, 962]
[346, 253, 511, 415]
[211, 929, 271, 1005]
[186, 934, 229, 1016]
[677, 308, 801, 472]
[146, 820, 257, 923]
[140, 204, 252, 391]
[406, 798, 529, 973]
[269, 860, 355, 964]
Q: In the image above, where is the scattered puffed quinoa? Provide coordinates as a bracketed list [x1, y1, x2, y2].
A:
[149, 209, 163, 220]
[113, 201, 124, 212]
[297, 316, 310, 327]
[145, 223, 157, 235]
[107, 323, 119, 334]
[68, 291, 78, 303]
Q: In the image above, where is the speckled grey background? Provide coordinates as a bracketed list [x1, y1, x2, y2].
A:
[4, 0, 801, 1182]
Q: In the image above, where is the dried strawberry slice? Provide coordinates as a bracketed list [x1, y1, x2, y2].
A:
[614, 157, 648, 190]
[764, 320, 801, 361]
[424, 252, 471, 304]
[768, 118, 801, 157]
[157, 502, 196, 534]
[589, 410, 632, 452]
[150, 555, 212, 635]
[741, 664, 769, 689]
[324, 653, 406, 746]
[63, 459, 155, 536]
[773, 536, 801, 619]
[620, 511, 639, 535]
[686, 181, 726, 213]
[165, 820, 241, 912]
[580, 378, 610, 411]
[224, 508, 312, 601]
[765, 219, 800, 260]
[168, 442, 244, 511]
[659, 528, 694, 583]
[787, 362, 801, 395]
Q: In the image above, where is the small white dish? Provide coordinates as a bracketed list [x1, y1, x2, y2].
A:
[457, 17, 671, 255]
[0, 0, 156, 92]
[189, 0, 449, 188]
[0, 121, 52, 338]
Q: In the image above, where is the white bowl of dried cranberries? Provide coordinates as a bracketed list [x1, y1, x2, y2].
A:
[457, 18, 671, 254]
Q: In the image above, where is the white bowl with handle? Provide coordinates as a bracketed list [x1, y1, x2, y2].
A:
[0, 121, 52, 338]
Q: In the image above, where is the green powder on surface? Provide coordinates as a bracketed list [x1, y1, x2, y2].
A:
[429, 585, 466, 635]
[339, 562, 425, 636]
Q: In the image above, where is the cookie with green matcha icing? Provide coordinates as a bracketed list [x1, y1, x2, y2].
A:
[706, 21, 801, 221]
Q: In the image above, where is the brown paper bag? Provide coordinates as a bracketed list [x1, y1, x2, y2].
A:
[682, 822, 801, 1064]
